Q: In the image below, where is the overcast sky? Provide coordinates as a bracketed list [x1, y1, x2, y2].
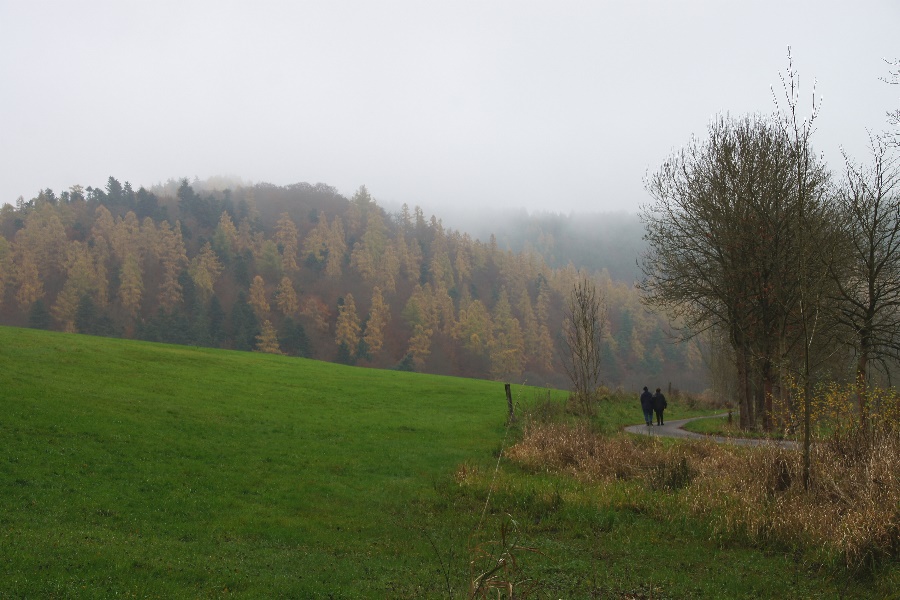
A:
[1, 1, 897, 216]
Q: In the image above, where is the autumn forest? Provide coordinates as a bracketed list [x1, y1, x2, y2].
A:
[0, 178, 707, 391]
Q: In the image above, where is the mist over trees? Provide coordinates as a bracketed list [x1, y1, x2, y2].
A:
[435, 208, 646, 282]
[0, 178, 707, 392]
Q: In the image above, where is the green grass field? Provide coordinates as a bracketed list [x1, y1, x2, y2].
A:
[1, 327, 893, 598]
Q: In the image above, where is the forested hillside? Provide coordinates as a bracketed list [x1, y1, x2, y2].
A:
[0, 178, 706, 391]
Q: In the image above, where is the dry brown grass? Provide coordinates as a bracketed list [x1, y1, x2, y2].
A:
[507, 422, 715, 489]
[508, 420, 900, 571]
[687, 423, 900, 569]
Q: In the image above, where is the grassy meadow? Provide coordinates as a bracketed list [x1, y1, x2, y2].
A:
[1, 327, 895, 598]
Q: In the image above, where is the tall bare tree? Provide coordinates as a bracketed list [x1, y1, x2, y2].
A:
[830, 139, 900, 425]
[562, 277, 607, 407]
[642, 108, 833, 431]
[643, 115, 782, 428]
[773, 48, 841, 487]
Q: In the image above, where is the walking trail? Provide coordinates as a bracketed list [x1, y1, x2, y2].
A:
[623, 413, 798, 449]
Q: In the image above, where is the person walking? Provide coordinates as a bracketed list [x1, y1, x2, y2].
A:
[640, 386, 654, 426]
[653, 387, 667, 426]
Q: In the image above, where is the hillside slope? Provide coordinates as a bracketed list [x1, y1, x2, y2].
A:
[1, 327, 887, 598]
[1, 326, 532, 596]
[0, 180, 708, 392]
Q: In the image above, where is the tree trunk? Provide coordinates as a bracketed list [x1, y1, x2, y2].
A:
[856, 337, 869, 429]
[762, 359, 774, 432]
[737, 344, 752, 429]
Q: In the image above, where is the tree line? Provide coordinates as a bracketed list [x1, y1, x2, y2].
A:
[0, 178, 707, 392]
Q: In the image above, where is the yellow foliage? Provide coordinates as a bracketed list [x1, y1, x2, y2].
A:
[275, 276, 299, 317]
[255, 319, 282, 354]
[771, 377, 900, 436]
[275, 213, 300, 273]
[408, 323, 433, 370]
[335, 293, 361, 350]
[249, 275, 270, 318]
[363, 287, 390, 357]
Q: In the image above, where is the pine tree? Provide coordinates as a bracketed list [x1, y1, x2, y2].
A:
[350, 209, 394, 290]
[532, 277, 555, 371]
[433, 284, 456, 336]
[334, 293, 361, 353]
[15, 203, 68, 276]
[14, 253, 43, 310]
[118, 252, 144, 321]
[275, 276, 300, 317]
[302, 211, 330, 267]
[230, 291, 260, 351]
[212, 211, 239, 261]
[249, 275, 270, 319]
[237, 217, 254, 254]
[399, 203, 412, 235]
[407, 323, 433, 371]
[489, 289, 525, 379]
[346, 185, 373, 238]
[429, 226, 455, 291]
[75, 294, 113, 336]
[258, 240, 283, 282]
[275, 212, 300, 273]
[403, 283, 436, 331]
[453, 239, 473, 286]
[363, 286, 390, 357]
[113, 211, 141, 263]
[90, 205, 116, 262]
[255, 319, 283, 354]
[517, 288, 541, 366]
[406, 238, 424, 282]
[325, 217, 346, 280]
[455, 298, 492, 357]
[52, 241, 106, 332]
[140, 217, 158, 262]
[189, 242, 223, 302]
[279, 317, 310, 357]
[28, 299, 51, 329]
[301, 296, 331, 333]
[157, 221, 188, 311]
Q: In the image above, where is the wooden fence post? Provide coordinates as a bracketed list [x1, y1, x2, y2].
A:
[505, 383, 515, 423]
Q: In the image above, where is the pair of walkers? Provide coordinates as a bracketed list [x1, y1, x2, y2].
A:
[639, 386, 667, 426]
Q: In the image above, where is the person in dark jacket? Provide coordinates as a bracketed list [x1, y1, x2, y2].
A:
[653, 388, 668, 426]
[640, 386, 654, 426]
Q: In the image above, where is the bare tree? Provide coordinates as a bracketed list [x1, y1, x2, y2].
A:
[641, 113, 827, 430]
[883, 58, 899, 147]
[773, 47, 843, 488]
[562, 277, 607, 408]
[831, 138, 900, 426]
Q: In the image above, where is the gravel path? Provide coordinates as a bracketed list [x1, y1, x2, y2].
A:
[623, 413, 798, 449]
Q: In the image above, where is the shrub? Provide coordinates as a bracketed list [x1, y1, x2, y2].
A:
[507, 422, 709, 485]
[508, 417, 900, 571]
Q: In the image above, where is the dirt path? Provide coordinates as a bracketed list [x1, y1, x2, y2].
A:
[623, 413, 798, 448]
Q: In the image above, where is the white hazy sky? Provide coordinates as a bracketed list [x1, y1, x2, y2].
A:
[1, 1, 897, 215]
